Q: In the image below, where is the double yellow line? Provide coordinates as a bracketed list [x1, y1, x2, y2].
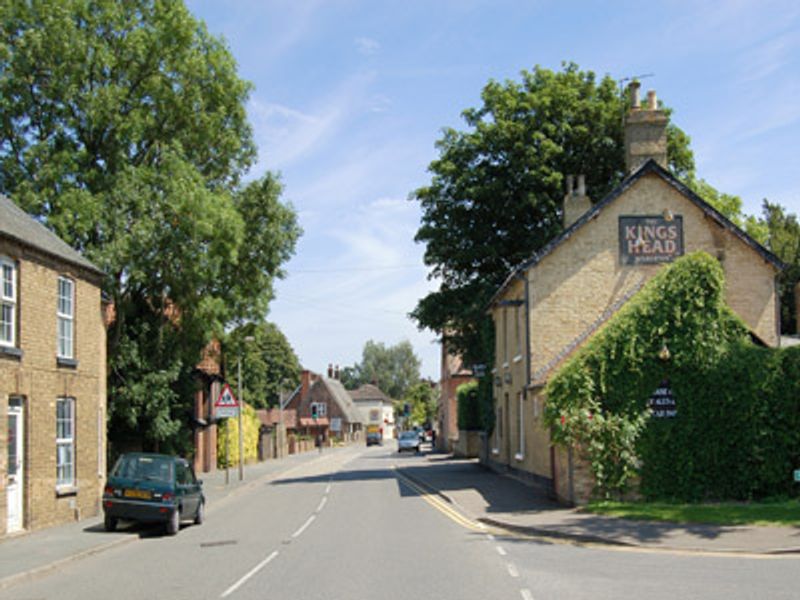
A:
[394, 468, 488, 533]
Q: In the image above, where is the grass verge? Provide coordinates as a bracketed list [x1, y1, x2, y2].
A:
[584, 499, 800, 527]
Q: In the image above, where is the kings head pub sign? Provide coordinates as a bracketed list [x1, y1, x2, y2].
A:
[619, 215, 684, 265]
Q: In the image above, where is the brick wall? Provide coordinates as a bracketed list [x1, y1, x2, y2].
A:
[0, 238, 106, 536]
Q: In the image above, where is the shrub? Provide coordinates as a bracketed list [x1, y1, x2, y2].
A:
[217, 403, 260, 467]
[457, 381, 482, 430]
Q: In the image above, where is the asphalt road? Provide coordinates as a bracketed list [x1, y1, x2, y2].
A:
[4, 444, 798, 600]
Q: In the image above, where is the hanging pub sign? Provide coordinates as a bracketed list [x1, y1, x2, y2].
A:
[647, 380, 677, 418]
[619, 215, 683, 265]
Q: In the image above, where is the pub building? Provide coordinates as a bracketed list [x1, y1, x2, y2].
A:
[487, 82, 783, 505]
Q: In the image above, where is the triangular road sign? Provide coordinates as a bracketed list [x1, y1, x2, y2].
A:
[215, 383, 238, 408]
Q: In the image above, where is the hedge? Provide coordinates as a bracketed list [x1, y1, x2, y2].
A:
[217, 403, 260, 467]
[457, 381, 482, 431]
[544, 251, 800, 501]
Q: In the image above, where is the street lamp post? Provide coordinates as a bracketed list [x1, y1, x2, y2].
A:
[237, 335, 255, 481]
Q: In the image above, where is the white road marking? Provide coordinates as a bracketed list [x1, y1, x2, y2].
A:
[507, 563, 519, 578]
[325, 482, 332, 494]
[487, 534, 495, 542]
[292, 515, 316, 538]
[220, 550, 279, 598]
[520, 589, 534, 600]
[496, 546, 507, 556]
[316, 496, 328, 513]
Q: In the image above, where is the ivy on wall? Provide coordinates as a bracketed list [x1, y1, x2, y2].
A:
[544, 251, 800, 500]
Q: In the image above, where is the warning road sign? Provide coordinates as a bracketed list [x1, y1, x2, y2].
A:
[215, 383, 239, 419]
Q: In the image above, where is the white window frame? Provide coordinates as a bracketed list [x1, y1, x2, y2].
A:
[515, 392, 525, 461]
[311, 402, 327, 417]
[0, 257, 17, 347]
[56, 397, 76, 488]
[57, 276, 74, 359]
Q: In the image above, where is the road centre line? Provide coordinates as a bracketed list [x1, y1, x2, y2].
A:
[220, 550, 279, 598]
[507, 563, 519, 578]
[496, 546, 507, 556]
[520, 590, 534, 600]
[292, 515, 316, 538]
[316, 496, 328, 513]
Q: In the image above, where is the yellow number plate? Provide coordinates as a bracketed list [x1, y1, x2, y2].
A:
[123, 489, 152, 500]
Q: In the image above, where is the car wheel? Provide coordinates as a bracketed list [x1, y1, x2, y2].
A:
[194, 502, 205, 525]
[166, 508, 180, 536]
[104, 515, 117, 532]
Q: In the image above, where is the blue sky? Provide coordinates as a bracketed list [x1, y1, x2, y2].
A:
[186, 0, 800, 381]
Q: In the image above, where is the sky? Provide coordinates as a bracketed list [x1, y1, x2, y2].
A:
[186, 0, 800, 380]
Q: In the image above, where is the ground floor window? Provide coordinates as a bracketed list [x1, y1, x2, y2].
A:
[56, 397, 75, 487]
[516, 392, 524, 460]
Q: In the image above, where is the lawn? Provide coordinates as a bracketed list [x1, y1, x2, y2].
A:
[584, 499, 800, 527]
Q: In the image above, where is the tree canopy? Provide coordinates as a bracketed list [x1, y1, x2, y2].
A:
[411, 63, 695, 365]
[0, 0, 301, 453]
[340, 340, 421, 400]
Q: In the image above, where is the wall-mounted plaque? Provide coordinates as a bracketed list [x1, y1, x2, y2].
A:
[619, 215, 683, 265]
[647, 380, 677, 418]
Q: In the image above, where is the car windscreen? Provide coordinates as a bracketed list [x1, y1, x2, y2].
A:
[111, 455, 173, 483]
[400, 432, 417, 439]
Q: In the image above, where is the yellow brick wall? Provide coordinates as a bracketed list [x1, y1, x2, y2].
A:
[0, 239, 106, 536]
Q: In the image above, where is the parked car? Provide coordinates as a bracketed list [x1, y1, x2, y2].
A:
[398, 430, 421, 453]
[102, 452, 204, 536]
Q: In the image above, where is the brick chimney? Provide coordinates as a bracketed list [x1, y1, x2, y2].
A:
[563, 174, 592, 228]
[327, 363, 333, 378]
[301, 369, 312, 399]
[624, 81, 668, 173]
[334, 365, 340, 380]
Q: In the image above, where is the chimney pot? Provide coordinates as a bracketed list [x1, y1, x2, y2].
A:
[647, 90, 657, 110]
[566, 174, 574, 196]
[334, 365, 340, 380]
[327, 364, 333, 378]
[577, 174, 586, 197]
[628, 80, 641, 109]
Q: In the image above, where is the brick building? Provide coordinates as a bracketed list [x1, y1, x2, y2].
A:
[488, 84, 783, 504]
[0, 195, 106, 536]
[285, 368, 363, 443]
[437, 341, 475, 452]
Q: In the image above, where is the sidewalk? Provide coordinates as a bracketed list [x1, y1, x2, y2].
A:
[0, 447, 341, 590]
[395, 453, 800, 555]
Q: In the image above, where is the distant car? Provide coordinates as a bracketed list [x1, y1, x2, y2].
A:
[102, 452, 204, 536]
[398, 430, 421, 453]
[366, 430, 383, 446]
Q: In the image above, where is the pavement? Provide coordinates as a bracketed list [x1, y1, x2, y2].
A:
[395, 451, 800, 556]
[2, 446, 799, 592]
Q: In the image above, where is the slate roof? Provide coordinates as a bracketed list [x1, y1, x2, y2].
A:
[488, 159, 784, 309]
[321, 377, 363, 424]
[349, 383, 393, 405]
[0, 194, 103, 278]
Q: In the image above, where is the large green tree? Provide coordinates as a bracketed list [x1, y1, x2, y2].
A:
[763, 201, 800, 334]
[0, 0, 300, 453]
[411, 63, 695, 365]
[341, 340, 421, 400]
[224, 322, 302, 410]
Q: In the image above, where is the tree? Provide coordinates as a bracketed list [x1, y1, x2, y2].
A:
[762, 201, 800, 334]
[402, 381, 437, 426]
[343, 340, 421, 399]
[411, 63, 695, 366]
[224, 322, 302, 410]
[0, 0, 300, 453]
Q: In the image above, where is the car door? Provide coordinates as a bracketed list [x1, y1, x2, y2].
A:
[176, 460, 199, 516]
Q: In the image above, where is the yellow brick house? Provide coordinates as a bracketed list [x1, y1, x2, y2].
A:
[0, 195, 106, 536]
[487, 84, 783, 504]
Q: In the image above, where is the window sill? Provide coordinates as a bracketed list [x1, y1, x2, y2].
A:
[514, 453, 525, 462]
[491, 448, 500, 456]
[57, 357, 79, 369]
[55, 486, 78, 497]
[513, 354, 523, 363]
[0, 345, 23, 360]
[502, 362, 510, 370]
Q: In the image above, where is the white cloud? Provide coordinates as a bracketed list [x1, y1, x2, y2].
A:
[355, 36, 381, 56]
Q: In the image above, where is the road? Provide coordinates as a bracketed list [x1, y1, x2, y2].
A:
[4, 444, 798, 600]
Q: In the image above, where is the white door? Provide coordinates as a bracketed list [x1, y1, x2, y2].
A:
[7, 398, 23, 533]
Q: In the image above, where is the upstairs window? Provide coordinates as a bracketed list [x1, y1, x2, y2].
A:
[57, 276, 74, 359]
[1, 257, 16, 346]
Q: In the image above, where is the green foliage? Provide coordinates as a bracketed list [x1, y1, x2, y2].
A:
[216, 404, 260, 468]
[411, 63, 695, 365]
[762, 201, 800, 334]
[403, 381, 438, 425]
[341, 340, 421, 399]
[686, 178, 769, 244]
[224, 322, 302, 410]
[457, 381, 482, 431]
[0, 0, 300, 451]
[545, 252, 780, 499]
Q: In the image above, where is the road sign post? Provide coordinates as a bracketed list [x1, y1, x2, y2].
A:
[215, 383, 239, 485]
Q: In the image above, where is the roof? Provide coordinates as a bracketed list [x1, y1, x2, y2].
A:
[349, 384, 392, 405]
[489, 160, 784, 309]
[0, 194, 104, 278]
[320, 377, 363, 424]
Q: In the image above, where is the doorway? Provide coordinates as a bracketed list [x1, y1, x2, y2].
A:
[7, 397, 24, 533]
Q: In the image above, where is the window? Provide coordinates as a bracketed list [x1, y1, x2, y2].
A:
[56, 397, 75, 487]
[502, 309, 508, 365]
[311, 402, 327, 417]
[57, 276, 74, 359]
[1, 257, 17, 346]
